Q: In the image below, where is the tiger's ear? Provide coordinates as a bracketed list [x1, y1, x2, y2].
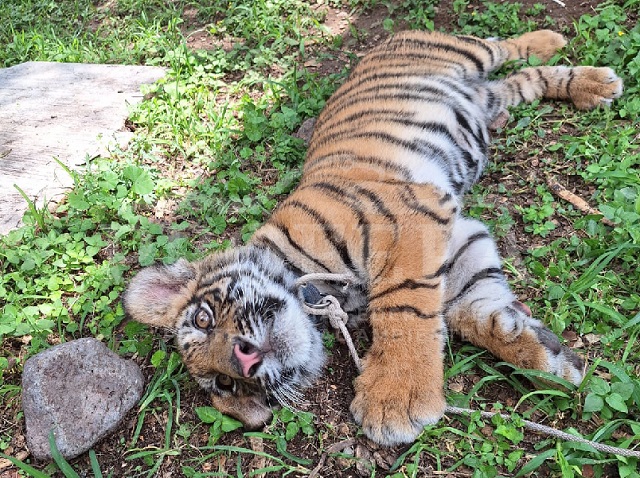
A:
[122, 258, 197, 329]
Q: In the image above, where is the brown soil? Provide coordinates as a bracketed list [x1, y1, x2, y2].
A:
[1, 1, 623, 477]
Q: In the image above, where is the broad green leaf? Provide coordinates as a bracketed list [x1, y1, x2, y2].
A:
[279, 408, 295, 422]
[137, 242, 157, 267]
[495, 423, 524, 444]
[68, 192, 90, 211]
[285, 421, 299, 441]
[583, 393, 604, 413]
[611, 382, 635, 401]
[195, 406, 222, 424]
[589, 377, 610, 395]
[150, 350, 166, 367]
[123, 166, 155, 196]
[605, 393, 629, 413]
[220, 415, 243, 433]
[132, 171, 154, 196]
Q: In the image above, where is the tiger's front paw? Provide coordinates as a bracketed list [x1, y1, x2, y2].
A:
[534, 326, 586, 386]
[349, 349, 445, 446]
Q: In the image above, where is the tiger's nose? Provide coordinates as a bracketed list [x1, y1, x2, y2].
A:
[234, 341, 263, 378]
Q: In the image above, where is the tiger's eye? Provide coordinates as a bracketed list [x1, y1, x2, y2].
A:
[215, 374, 234, 392]
[193, 308, 212, 330]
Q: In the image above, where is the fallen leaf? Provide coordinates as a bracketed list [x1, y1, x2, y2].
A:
[584, 333, 601, 345]
[569, 338, 584, 348]
[448, 378, 464, 393]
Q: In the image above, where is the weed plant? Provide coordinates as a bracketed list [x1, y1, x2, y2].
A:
[1, 0, 639, 476]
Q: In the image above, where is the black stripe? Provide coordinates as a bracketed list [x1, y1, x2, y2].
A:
[309, 130, 451, 164]
[371, 305, 439, 320]
[303, 182, 373, 265]
[283, 200, 357, 273]
[536, 68, 549, 93]
[305, 153, 413, 181]
[565, 69, 575, 100]
[514, 77, 525, 103]
[306, 180, 397, 220]
[312, 118, 459, 156]
[505, 81, 519, 104]
[274, 222, 332, 273]
[395, 38, 486, 73]
[454, 109, 474, 137]
[198, 269, 252, 290]
[316, 90, 444, 129]
[485, 89, 497, 116]
[197, 260, 287, 292]
[318, 75, 474, 121]
[445, 267, 504, 308]
[314, 108, 416, 137]
[454, 108, 486, 152]
[446, 231, 491, 272]
[457, 35, 498, 67]
[425, 261, 450, 280]
[253, 234, 321, 277]
[351, 184, 397, 221]
[359, 51, 468, 75]
[399, 186, 451, 225]
[193, 286, 224, 307]
[358, 54, 452, 73]
[453, 180, 465, 195]
[370, 278, 440, 302]
[439, 192, 453, 205]
[251, 234, 287, 260]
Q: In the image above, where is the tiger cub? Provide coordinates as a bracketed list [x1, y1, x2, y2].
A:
[124, 30, 623, 446]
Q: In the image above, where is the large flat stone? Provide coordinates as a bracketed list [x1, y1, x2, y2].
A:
[22, 338, 145, 461]
[0, 62, 166, 234]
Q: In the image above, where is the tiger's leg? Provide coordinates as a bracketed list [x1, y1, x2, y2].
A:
[443, 217, 585, 385]
[373, 29, 566, 84]
[350, 188, 452, 446]
[452, 30, 567, 78]
[488, 65, 623, 114]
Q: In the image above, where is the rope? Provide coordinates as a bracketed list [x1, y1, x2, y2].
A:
[295, 272, 640, 459]
[444, 406, 640, 458]
[296, 273, 363, 373]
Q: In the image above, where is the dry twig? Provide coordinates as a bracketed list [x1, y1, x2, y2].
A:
[309, 438, 358, 478]
[546, 179, 615, 227]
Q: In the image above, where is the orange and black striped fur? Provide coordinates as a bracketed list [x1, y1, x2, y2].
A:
[124, 30, 622, 446]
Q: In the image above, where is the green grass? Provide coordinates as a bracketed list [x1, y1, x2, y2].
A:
[1, 0, 639, 476]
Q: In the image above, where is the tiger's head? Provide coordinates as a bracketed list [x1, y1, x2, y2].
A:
[122, 246, 325, 429]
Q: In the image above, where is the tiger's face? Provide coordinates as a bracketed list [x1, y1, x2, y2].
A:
[123, 247, 325, 429]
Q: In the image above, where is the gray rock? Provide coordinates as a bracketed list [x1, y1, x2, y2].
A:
[22, 338, 144, 461]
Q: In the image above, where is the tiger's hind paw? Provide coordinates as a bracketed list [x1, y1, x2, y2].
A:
[570, 66, 624, 110]
[508, 30, 567, 62]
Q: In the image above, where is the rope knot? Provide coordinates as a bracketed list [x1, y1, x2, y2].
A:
[296, 273, 363, 373]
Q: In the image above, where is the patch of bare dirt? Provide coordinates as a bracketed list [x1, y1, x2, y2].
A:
[434, 0, 602, 32]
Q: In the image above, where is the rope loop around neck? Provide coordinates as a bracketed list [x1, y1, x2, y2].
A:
[296, 272, 363, 373]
